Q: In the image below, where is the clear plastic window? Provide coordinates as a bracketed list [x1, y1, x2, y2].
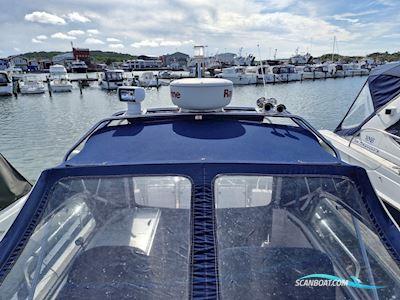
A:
[215, 175, 400, 300]
[341, 83, 374, 130]
[1, 176, 191, 299]
[0, 73, 9, 84]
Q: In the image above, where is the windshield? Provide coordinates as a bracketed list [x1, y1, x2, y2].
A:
[1, 176, 192, 299]
[106, 72, 124, 81]
[1, 173, 399, 299]
[215, 175, 399, 300]
[0, 73, 9, 83]
[341, 82, 374, 130]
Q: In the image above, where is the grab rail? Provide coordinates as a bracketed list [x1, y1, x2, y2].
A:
[348, 127, 400, 147]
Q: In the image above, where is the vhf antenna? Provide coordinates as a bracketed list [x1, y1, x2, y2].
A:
[257, 44, 267, 99]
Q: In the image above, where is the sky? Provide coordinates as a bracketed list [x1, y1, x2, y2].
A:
[0, 0, 399, 59]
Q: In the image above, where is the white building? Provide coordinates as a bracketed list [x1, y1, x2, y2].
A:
[52, 52, 75, 67]
[124, 59, 163, 70]
[8, 56, 28, 71]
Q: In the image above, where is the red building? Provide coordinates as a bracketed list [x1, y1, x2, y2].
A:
[73, 47, 90, 64]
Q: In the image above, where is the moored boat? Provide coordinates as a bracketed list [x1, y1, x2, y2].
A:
[0, 71, 13, 96]
[321, 62, 400, 217]
[215, 66, 257, 85]
[19, 75, 45, 94]
[99, 69, 125, 90]
[49, 65, 73, 93]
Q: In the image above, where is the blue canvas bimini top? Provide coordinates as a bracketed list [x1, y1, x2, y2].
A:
[65, 118, 341, 166]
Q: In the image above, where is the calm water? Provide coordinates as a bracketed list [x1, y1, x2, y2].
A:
[0, 75, 366, 181]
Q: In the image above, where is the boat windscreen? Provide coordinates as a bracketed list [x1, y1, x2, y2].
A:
[0, 73, 9, 84]
[0, 176, 191, 299]
[215, 175, 400, 300]
[0, 154, 31, 209]
[340, 82, 374, 131]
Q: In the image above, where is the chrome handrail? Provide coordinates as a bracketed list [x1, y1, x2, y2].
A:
[63, 109, 341, 162]
[348, 127, 400, 147]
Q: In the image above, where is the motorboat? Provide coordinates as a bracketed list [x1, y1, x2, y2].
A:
[5, 66, 24, 82]
[0, 78, 398, 299]
[303, 64, 333, 80]
[342, 63, 370, 77]
[139, 72, 161, 87]
[71, 61, 88, 73]
[99, 69, 125, 90]
[246, 65, 275, 84]
[19, 75, 45, 95]
[215, 66, 257, 85]
[158, 70, 177, 79]
[0, 153, 31, 241]
[321, 62, 400, 218]
[49, 65, 73, 93]
[0, 71, 13, 96]
[271, 64, 302, 83]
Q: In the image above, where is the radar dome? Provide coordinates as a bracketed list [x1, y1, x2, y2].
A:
[170, 78, 233, 111]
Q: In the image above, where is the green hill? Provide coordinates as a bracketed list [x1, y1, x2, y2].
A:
[20, 50, 137, 64]
[318, 51, 400, 63]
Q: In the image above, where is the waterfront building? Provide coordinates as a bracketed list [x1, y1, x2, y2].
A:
[162, 52, 189, 69]
[7, 55, 28, 71]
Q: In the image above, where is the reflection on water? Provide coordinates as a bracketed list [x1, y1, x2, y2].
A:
[0, 75, 366, 181]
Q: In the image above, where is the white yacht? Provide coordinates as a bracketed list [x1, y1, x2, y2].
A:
[99, 69, 125, 90]
[343, 63, 370, 77]
[49, 65, 73, 93]
[321, 62, 400, 216]
[246, 65, 275, 84]
[0, 71, 13, 96]
[215, 66, 257, 85]
[306, 64, 334, 80]
[139, 72, 161, 87]
[19, 75, 45, 94]
[271, 65, 302, 83]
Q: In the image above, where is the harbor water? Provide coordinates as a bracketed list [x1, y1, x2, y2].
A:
[0, 75, 366, 181]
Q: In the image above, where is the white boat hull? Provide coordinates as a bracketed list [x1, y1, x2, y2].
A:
[320, 130, 400, 213]
[100, 81, 124, 90]
[50, 84, 73, 93]
[20, 86, 45, 94]
[302, 72, 331, 80]
[272, 73, 302, 83]
[0, 195, 29, 241]
[217, 75, 257, 85]
[0, 84, 13, 96]
[139, 79, 162, 87]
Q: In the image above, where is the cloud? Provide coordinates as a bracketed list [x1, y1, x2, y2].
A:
[32, 38, 43, 43]
[332, 10, 378, 23]
[36, 35, 48, 40]
[107, 37, 121, 42]
[68, 30, 85, 36]
[131, 38, 194, 48]
[87, 29, 100, 35]
[14, 48, 21, 52]
[51, 32, 76, 40]
[66, 12, 91, 23]
[85, 38, 104, 44]
[109, 43, 124, 49]
[24, 11, 66, 25]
